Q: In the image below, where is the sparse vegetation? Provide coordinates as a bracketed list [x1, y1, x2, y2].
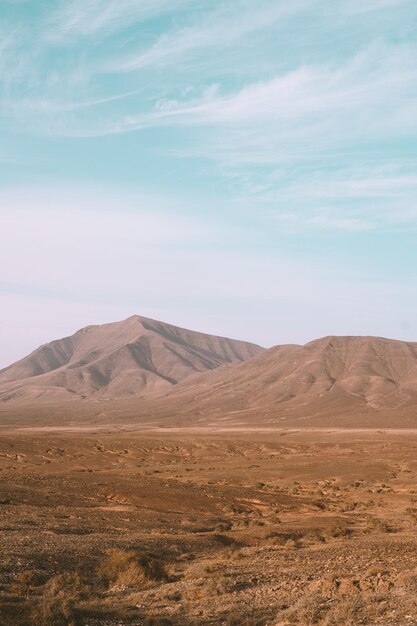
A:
[31, 596, 77, 626]
[98, 549, 169, 590]
[1, 430, 417, 625]
[365, 517, 392, 533]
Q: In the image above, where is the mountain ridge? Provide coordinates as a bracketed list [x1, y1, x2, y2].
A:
[134, 334, 417, 426]
[0, 315, 264, 402]
[2, 321, 417, 428]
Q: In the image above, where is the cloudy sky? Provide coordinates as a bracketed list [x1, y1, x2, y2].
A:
[1, 0, 417, 366]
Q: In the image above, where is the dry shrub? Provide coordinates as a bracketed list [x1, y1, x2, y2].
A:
[6, 571, 87, 626]
[185, 560, 234, 596]
[328, 525, 352, 538]
[30, 571, 87, 626]
[366, 517, 392, 533]
[31, 596, 77, 626]
[282, 592, 394, 625]
[99, 549, 168, 590]
[184, 560, 214, 580]
[222, 543, 243, 560]
[213, 533, 243, 559]
[9, 570, 46, 595]
[305, 530, 326, 545]
[284, 595, 329, 624]
[43, 572, 90, 600]
[265, 531, 302, 547]
[0, 596, 32, 626]
[283, 594, 365, 625]
[199, 569, 233, 596]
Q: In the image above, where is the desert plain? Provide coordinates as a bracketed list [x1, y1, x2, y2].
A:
[1, 425, 417, 626]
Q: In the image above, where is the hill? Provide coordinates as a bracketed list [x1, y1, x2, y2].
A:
[2, 331, 417, 429]
[0, 315, 263, 402]
[132, 335, 417, 427]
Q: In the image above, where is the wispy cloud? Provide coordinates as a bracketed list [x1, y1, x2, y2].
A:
[144, 41, 417, 127]
[230, 161, 417, 227]
[53, 38, 416, 208]
[106, 0, 313, 73]
[2, 0, 417, 237]
[2, 88, 142, 114]
[45, 0, 195, 41]
[104, 0, 416, 75]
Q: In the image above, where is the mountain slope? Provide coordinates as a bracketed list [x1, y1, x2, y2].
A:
[139, 335, 417, 425]
[0, 315, 264, 402]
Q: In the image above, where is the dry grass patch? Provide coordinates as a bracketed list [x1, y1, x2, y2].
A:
[9, 570, 46, 596]
[365, 517, 392, 533]
[29, 571, 92, 626]
[282, 593, 386, 625]
[264, 531, 303, 547]
[221, 543, 243, 560]
[30, 596, 78, 626]
[212, 533, 244, 559]
[184, 559, 236, 597]
[99, 549, 169, 590]
[326, 525, 352, 539]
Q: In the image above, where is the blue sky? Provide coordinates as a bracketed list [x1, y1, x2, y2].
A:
[1, 0, 417, 366]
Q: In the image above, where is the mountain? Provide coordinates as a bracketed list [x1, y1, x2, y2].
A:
[2, 329, 417, 428]
[135, 335, 417, 426]
[0, 315, 264, 402]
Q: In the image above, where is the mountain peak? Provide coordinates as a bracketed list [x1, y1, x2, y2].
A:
[0, 316, 264, 403]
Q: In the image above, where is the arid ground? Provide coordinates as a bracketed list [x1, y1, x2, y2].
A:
[1, 426, 417, 625]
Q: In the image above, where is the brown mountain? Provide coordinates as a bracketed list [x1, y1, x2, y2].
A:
[2, 329, 417, 429]
[136, 335, 417, 426]
[0, 315, 263, 402]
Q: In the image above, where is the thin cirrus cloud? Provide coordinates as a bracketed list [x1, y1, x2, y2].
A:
[24, 39, 415, 152]
[45, 40, 417, 150]
[129, 42, 417, 131]
[46, 40, 416, 235]
[44, 0, 195, 40]
[102, 0, 416, 75]
[3, 89, 142, 114]
[231, 166, 417, 232]
[4, 28, 417, 233]
[105, 0, 314, 73]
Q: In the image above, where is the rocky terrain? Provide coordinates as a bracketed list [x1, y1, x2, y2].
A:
[0, 427, 417, 625]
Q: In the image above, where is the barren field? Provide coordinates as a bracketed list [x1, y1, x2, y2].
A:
[1, 428, 417, 625]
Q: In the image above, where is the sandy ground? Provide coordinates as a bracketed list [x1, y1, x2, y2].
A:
[1, 427, 417, 625]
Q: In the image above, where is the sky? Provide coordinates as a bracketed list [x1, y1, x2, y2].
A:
[1, 0, 417, 367]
